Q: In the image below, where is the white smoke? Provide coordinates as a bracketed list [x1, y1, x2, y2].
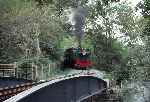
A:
[71, 6, 87, 40]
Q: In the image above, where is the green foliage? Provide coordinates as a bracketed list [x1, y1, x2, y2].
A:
[87, 1, 130, 73]
[86, 1, 143, 81]
[0, 0, 65, 63]
[0, 0, 35, 62]
[131, 0, 150, 80]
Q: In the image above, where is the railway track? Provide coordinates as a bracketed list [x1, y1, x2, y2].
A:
[0, 82, 32, 102]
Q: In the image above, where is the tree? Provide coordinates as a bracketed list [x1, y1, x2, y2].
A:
[86, 1, 132, 73]
[133, 0, 150, 80]
[0, 0, 64, 63]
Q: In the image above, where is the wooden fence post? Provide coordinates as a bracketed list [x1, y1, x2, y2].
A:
[49, 64, 51, 76]
[31, 63, 38, 81]
[35, 65, 38, 81]
[31, 63, 34, 80]
[14, 62, 18, 78]
[41, 64, 44, 80]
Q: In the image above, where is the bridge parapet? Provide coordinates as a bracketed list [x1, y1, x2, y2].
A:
[5, 70, 107, 102]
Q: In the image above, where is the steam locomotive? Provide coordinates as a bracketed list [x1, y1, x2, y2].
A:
[61, 48, 92, 70]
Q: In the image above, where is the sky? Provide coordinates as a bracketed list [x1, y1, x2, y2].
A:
[121, 0, 143, 7]
[121, 0, 143, 16]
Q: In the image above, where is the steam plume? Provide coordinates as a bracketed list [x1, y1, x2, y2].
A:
[71, 6, 87, 47]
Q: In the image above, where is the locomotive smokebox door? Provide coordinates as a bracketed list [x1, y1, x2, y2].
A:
[61, 48, 92, 70]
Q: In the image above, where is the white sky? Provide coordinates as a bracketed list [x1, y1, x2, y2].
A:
[88, 0, 143, 7]
[121, 0, 143, 7]
[120, 0, 143, 16]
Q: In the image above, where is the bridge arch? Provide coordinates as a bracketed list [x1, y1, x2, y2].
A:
[5, 73, 107, 102]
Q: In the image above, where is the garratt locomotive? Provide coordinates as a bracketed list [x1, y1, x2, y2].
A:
[61, 48, 92, 70]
